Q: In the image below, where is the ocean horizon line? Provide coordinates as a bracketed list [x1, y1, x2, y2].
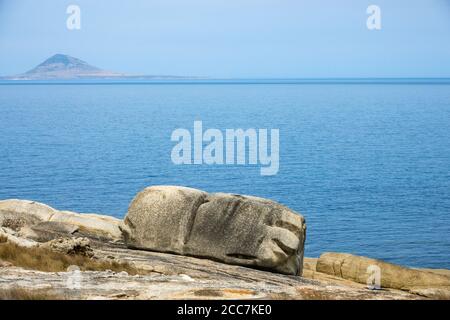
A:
[1, 77, 450, 85]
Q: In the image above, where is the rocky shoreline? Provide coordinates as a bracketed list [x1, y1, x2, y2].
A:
[1, 186, 449, 300]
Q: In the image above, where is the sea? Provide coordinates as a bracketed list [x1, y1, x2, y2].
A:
[0, 79, 449, 268]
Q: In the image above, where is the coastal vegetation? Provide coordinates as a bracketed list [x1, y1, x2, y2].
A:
[0, 241, 139, 274]
[0, 288, 64, 300]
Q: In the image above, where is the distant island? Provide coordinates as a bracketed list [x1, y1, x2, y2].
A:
[1, 54, 199, 80]
[3, 55, 450, 83]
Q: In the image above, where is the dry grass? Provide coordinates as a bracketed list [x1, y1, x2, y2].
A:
[0, 235, 7, 243]
[193, 289, 224, 297]
[0, 241, 140, 274]
[0, 288, 65, 300]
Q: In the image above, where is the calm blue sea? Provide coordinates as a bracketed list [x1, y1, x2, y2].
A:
[0, 81, 449, 268]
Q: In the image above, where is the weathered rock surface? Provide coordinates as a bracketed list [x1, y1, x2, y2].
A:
[121, 186, 306, 276]
[1, 195, 449, 300]
[316, 252, 450, 299]
[0, 227, 38, 248]
[303, 257, 318, 272]
[0, 260, 13, 268]
[0, 200, 122, 241]
[40, 237, 94, 257]
[0, 240, 421, 300]
[416, 268, 450, 278]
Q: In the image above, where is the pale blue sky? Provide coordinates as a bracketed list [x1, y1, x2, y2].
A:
[1, 0, 450, 77]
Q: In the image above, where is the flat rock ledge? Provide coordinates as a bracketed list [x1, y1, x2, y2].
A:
[0, 237, 421, 300]
[1, 188, 449, 300]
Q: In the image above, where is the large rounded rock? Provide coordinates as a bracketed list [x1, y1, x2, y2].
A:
[121, 186, 306, 275]
[316, 252, 450, 297]
[0, 200, 123, 241]
[0, 200, 55, 231]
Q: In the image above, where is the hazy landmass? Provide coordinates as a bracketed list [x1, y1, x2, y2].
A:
[1, 54, 199, 80]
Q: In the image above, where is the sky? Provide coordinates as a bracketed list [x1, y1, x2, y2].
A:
[1, 0, 450, 78]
